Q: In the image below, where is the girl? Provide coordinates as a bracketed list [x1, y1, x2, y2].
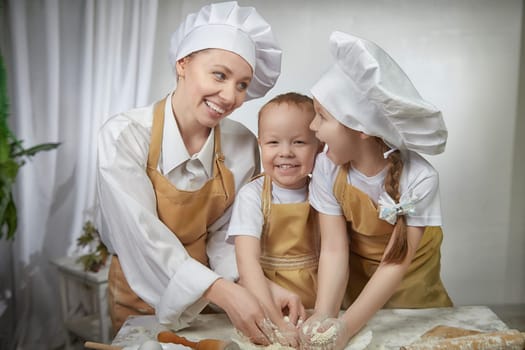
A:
[227, 93, 323, 346]
[97, 1, 293, 344]
[301, 31, 452, 349]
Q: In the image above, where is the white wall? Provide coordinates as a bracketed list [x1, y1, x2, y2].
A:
[149, 0, 525, 306]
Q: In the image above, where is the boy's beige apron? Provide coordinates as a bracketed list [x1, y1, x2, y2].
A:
[259, 175, 319, 309]
[108, 98, 235, 332]
[333, 164, 452, 309]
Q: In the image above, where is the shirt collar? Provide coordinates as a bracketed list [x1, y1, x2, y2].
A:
[161, 93, 215, 177]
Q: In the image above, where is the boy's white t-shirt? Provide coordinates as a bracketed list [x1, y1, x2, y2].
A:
[226, 176, 309, 242]
[309, 152, 443, 227]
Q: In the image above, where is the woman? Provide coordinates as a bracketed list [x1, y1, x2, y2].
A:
[96, 1, 289, 344]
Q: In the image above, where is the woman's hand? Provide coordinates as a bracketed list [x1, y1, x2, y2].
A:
[204, 278, 274, 345]
[299, 315, 350, 350]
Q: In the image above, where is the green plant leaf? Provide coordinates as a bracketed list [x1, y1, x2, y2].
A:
[0, 53, 61, 240]
[0, 192, 17, 240]
[11, 142, 61, 158]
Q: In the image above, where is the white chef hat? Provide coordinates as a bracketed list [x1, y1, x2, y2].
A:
[168, 1, 282, 100]
[311, 31, 447, 155]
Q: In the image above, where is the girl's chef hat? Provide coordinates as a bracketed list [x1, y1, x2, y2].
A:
[311, 31, 447, 155]
[169, 1, 282, 100]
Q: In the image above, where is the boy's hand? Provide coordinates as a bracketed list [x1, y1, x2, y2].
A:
[267, 280, 307, 325]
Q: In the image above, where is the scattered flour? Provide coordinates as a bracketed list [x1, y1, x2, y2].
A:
[231, 330, 295, 350]
[231, 319, 372, 350]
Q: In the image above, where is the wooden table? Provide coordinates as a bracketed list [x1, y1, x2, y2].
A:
[112, 306, 510, 349]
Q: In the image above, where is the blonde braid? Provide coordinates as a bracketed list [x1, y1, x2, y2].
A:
[383, 150, 408, 264]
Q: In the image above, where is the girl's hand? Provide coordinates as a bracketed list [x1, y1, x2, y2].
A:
[299, 315, 350, 350]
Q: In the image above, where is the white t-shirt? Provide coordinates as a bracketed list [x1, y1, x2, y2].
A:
[226, 176, 309, 241]
[309, 152, 443, 227]
[97, 93, 260, 329]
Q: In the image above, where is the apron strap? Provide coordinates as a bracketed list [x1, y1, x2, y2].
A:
[147, 97, 168, 170]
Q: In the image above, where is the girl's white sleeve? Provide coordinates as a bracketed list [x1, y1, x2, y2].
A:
[309, 152, 344, 216]
[402, 154, 443, 227]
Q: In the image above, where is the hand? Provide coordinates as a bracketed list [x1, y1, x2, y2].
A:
[204, 279, 273, 345]
[267, 280, 307, 325]
[299, 315, 350, 350]
[258, 317, 300, 348]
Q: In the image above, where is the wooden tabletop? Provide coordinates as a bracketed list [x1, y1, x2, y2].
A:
[112, 306, 509, 349]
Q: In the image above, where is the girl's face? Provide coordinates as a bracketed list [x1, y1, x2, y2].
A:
[310, 99, 362, 165]
[176, 49, 253, 128]
[259, 103, 321, 189]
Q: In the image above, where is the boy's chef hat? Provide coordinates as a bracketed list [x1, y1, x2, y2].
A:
[311, 31, 447, 155]
[169, 1, 282, 100]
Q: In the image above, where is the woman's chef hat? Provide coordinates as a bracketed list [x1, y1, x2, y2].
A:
[311, 31, 447, 155]
[169, 1, 282, 100]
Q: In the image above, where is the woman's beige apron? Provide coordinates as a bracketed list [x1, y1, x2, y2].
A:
[333, 164, 452, 309]
[108, 98, 235, 332]
[259, 175, 319, 309]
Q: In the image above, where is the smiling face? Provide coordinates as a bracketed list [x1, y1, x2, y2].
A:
[258, 101, 321, 189]
[310, 98, 363, 165]
[174, 49, 253, 129]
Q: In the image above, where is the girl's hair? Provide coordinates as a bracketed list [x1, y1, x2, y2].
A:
[257, 92, 315, 133]
[381, 145, 408, 264]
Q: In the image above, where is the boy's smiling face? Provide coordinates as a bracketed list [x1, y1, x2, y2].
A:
[258, 102, 321, 189]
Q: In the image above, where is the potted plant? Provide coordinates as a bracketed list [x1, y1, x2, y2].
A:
[76, 220, 109, 272]
[0, 54, 61, 240]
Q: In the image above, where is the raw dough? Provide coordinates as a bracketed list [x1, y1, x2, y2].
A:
[400, 327, 525, 350]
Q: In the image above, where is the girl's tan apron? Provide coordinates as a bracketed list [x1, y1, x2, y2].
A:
[333, 164, 452, 309]
[108, 98, 235, 332]
[259, 175, 319, 309]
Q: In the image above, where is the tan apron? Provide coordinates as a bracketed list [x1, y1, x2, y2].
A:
[259, 175, 319, 309]
[108, 98, 236, 332]
[333, 164, 452, 309]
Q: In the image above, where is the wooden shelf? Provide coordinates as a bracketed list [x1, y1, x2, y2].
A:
[52, 256, 112, 349]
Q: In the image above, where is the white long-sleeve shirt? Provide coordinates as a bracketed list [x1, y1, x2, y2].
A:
[96, 95, 260, 329]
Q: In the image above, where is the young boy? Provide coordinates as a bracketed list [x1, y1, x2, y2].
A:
[227, 92, 323, 345]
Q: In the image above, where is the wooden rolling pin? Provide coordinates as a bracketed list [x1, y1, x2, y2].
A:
[157, 331, 239, 350]
[400, 329, 525, 350]
[84, 341, 122, 350]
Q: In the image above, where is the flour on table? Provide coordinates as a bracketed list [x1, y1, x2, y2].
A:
[346, 327, 373, 350]
[231, 330, 295, 350]
[231, 325, 372, 350]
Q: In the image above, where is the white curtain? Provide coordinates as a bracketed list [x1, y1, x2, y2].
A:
[3, 0, 158, 348]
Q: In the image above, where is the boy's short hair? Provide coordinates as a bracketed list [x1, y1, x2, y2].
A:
[258, 92, 315, 133]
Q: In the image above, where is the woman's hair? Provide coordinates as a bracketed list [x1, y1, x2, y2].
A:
[257, 92, 315, 134]
[381, 145, 408, 264]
